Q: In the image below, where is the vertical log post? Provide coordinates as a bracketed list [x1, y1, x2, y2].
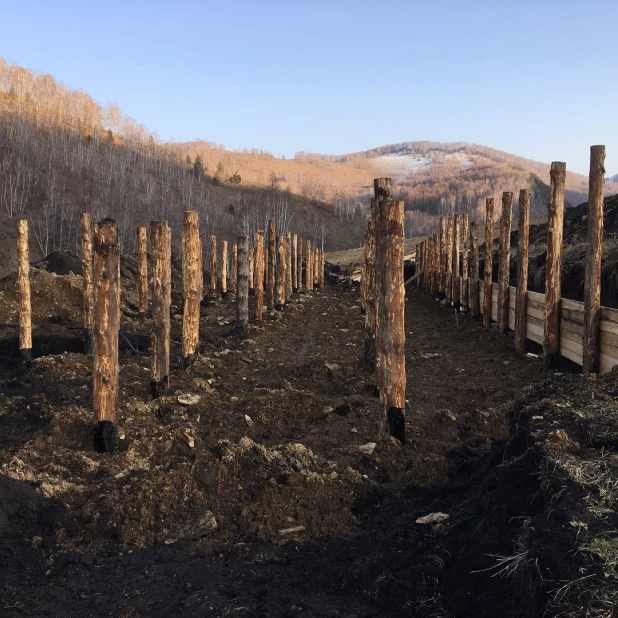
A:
[210, 234, 217, 294]
[497, 192, 513, 334]
[544, 162, 566, 369]
[248, 246, 254, 295]
[415, 244, 420, 287]
[267, 219, 275, 309]
[297, 237, 303, 292]
[137, 226, 148, 318]
[231, 242, 238, 295]
[182, 211, 201, 368]
[92, 218, 120, 453]
[483, 198, 495, 329]
[276, 236, 286, 309]
[375, 198, 406, 443]
[81, 213, 94, 353]
[305, 240, 312, 291]
[236, 236, 249, 338]
[292, 234, 298, 292]
[514, 189, 531, 354]
[263, 245, 268, 290]
[461, 212, 469, 312]
[286, 232, 293, 299]
[221, 240, 228, 296]
[314, 248, 319, 289]
[469, 221, 479, 317]
[583, 146, 606, 373]
[254, 229, 264, 321]
[17, 219, 32, 367]
[431, 234, 440, 296]
[446, 220, 453, 303]
[452, 214, 460, 305]
[439, 217, 446, 294]
[151, 221, 171, 397]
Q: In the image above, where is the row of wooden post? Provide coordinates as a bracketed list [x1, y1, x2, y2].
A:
[360, 178, 406, 444]
[415, 145, 606, 374]
[14, 213, 326, 452]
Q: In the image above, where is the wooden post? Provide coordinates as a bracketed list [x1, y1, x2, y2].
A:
[305, 240, 312, 291]
[430, 235, 437, 295]
[439, 217, 446, 294]
[210, 234, 217, 294]
[237, 236, 249, 337]
[583, 146, 606, 373]
[314, 248, 319, 289]
[248, 246, 254, 295]
[182, 211, 201, 368]
[483, 198, 494, 329]
[81, 213, 94, 353]
[415, 244, 420, 287]
[297, 237, 303, 291]
[514, 189, 530, 354]
[461, 212, 469, 312]
[230, 242, 238, 295]
[16, 219, 32, 367]
[92, 218, 120, 453]
[497, 192, 513, 334]
[137, 226, 148, 318]
[276, 236, 286, 308]
[254, 229, 264, 321]
[267, 219, 275, 309]
[263, 245, 268, 290]
[292, 233, 298, 292]
[452, 214, 460, 304]
[445, 220, 453, 303]
[286, 232, 293, 299]
[375, 198, 406, 443]
[151, 221, 171, 397]
[469, 221, 479, 317]
[544, 162, 566, 368]
[221, 240, 228, 295]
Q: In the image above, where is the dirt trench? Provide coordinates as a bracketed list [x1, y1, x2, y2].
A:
[0, 283, 548, 617]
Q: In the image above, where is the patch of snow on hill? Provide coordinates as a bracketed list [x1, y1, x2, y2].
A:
[370, 150, 475, 177]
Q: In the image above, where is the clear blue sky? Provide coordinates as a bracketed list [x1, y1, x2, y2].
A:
[1, 0, 616, 175]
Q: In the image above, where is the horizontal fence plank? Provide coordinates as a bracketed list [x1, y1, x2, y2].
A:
[600, 353, 618, 374]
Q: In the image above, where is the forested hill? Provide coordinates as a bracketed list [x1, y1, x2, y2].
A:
[0, 59, 366, 277]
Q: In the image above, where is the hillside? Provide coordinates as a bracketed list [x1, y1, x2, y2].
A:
[1, 57, 615, 278]
[0, 60, 365, 278]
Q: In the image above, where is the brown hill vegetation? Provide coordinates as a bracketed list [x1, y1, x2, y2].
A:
[0, 60, 365, 278]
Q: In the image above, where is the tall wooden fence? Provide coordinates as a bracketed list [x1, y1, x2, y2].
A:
[414, 146, 617, 374]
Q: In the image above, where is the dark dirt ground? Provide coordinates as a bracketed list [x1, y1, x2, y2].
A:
[1, 269, 617, 617]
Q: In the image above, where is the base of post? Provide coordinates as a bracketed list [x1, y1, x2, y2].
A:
[138, 310, 148, 319]
[83, 329, 93, 355]
[275, 303, 284, 312]
[150, 378, 169, 399]
[19, 348, 32, 368]
[363, 338, 376, 374]
[543, 352, 560, 370]
[181, 354, 197, 370]
[236, 325, 248, 339]
[93, 420, 116, 453]
[387, 406, 406, 444]
[360, 307, 366, 316]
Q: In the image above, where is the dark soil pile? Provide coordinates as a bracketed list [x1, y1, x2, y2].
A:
[485, 193, 618, 307]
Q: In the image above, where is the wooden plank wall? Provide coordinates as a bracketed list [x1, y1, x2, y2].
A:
[475, 282, 618, 372]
